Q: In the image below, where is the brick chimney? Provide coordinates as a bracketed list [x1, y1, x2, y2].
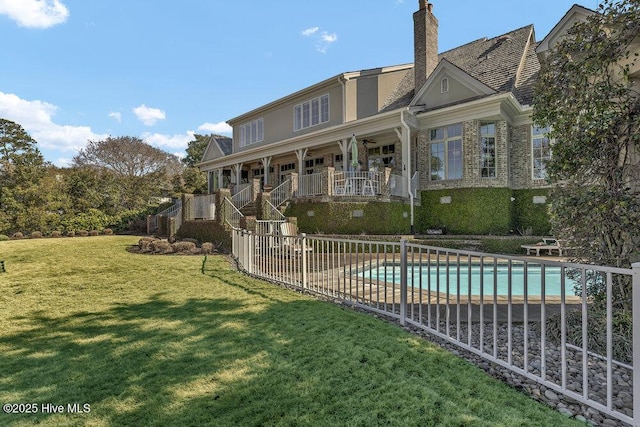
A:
[413, 0, 438, 91]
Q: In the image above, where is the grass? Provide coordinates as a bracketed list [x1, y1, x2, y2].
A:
[0, 236, 581, 426]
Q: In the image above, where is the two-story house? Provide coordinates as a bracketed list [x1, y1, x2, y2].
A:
[197, 1, 603, 234]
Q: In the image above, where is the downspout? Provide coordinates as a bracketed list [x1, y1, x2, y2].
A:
[400, 108, 415, 234]
[338, 75, 347, 123]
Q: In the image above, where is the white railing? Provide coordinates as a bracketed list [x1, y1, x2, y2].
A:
[158, 199, 182, 218]
[297, 173, 324, 197]
[333, 171, 383, 197]
[223, 197, 243, 228]
[389, 174, 407, 197]
[230, 231, 637, 426]
[151, 199, 182, 233]
[231, 183, 253, 210]
[190, 194, 216, 220]
[411, 171, 419, 195]
[263, 199, 285, 220]
[271, 179, 291, 207]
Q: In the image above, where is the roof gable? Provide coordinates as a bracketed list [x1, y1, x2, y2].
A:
[200, 135, 232, 163]
[410, 59, 497, 111]
[536, 4, 595, 56]
[381, 25, 538, 112]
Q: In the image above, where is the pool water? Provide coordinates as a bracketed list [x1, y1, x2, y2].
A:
[366, 264, 580, 297]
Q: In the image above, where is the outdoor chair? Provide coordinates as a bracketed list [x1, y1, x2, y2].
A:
[279, 222, 313, 256]
[521, 238, 571, 256]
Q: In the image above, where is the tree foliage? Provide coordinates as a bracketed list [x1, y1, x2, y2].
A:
[533, 0, 640, 307]
[177, 133, 214, 194]
[0, 119, 50, 234]
[182, 134, 212, 167]
[73, 136, 183, 210]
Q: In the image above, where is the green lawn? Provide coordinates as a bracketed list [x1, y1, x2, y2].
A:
[0, 236, 581, 426]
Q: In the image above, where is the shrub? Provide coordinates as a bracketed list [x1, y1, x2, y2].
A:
[110, 208, 150, 234]
[418, 188, 513, 235]
[150, 240, 172, 254]
[201, 242, 215, 254]
[89, 230, 99, 236]
[103, 228, 114, 235]
[138, 237, 158, 252]
[172, 241, 197, 253]
[50, 231, 61, 238]
[77, 230, 89, 237]
[61, 208, 111, 234]
[176, 221, 231, 252]
[12, 232, 24, 240]
[0, 234, 9, 242]
[31, 231, 43, 239]
[285, 201, 411, 235]
[66, 231, 75, 238]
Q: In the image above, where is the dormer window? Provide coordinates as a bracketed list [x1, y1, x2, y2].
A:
[441, 77, 449, 93]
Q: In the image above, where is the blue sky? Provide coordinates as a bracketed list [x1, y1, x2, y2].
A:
[0, 0, 594, 167]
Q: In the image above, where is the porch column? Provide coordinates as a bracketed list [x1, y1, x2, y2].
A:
[218, 170, 224, 189]
[207, 171, 214, 194]
[337, 139, 348, 171]
[295, 148, 308, 174]
[232, 163, 244, 187]
[262, 156, 272, 186]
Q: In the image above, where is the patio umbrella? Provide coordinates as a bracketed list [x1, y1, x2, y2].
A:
[349, 134, 359, 169]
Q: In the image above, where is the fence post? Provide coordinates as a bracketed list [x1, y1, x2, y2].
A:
[301, 233, 308, 289]
[400, 239, 408, 326]
[632, 262, 640, 426]
[247, 231, 254, 275]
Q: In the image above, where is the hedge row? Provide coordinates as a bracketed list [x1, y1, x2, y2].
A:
[284, 201, 412, 235]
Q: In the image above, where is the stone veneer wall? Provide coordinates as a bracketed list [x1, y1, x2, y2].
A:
[415, 119, 552, 192]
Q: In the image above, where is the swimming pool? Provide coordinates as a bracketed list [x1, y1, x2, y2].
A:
[366, 264, 580, 297]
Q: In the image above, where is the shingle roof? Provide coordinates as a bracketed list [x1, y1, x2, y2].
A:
[380, 25, 540, 112]
[213, 135, 232, 156]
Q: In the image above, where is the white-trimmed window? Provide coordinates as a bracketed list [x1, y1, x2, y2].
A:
[480, 122, 496, 178]
[532, 126, 551, 179]
[239, 118, 264, 147]
[294, 94, 329, 131]
[429, 124, 462, 180]
[441, 77, 449, 93]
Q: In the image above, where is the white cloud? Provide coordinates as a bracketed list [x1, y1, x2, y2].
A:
[141, 131, 194, 150]
[198, 121, 232, 134]
[301, 27, 319, 37]
[301, 26, 338, 53]
[133, 104, 166, 126]
[0, 92, 107, 156]
[0, 0, 69, 29]
[108, 111, 122, 123]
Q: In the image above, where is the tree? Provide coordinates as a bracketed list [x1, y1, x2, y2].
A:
[73, 136, 183, 210]
[533, 0, 640, 308]
[0, 119, 50, 234]
[180, 133, 215, 194]
[183, 134, 212, 167]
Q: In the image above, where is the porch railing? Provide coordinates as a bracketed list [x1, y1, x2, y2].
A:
[297, 173, 323, 197]
[333, 171, 384, 197]
[389, 174, 406, 197]
[190, 194, 216, 220]
[230, 230, 638, 426]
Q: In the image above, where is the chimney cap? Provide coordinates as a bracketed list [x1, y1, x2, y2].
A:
[419, 0, 433, 12]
